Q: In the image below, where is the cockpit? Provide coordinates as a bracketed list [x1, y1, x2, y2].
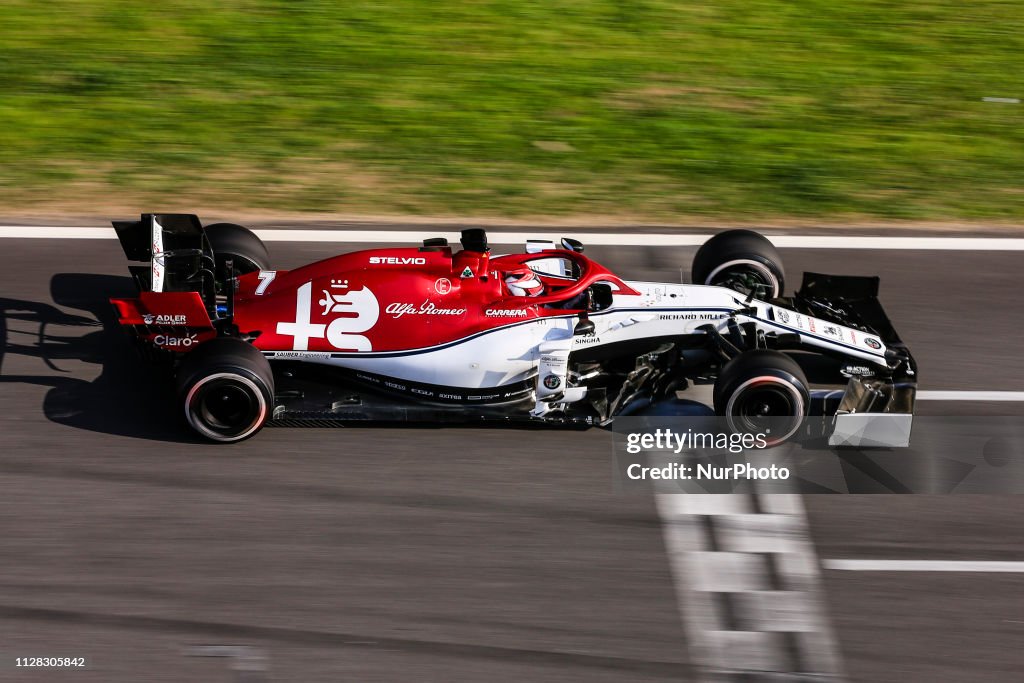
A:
[417, 228, 619, 312]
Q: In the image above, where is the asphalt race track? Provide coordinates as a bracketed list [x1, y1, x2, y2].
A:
[2, 225, 1024, 682]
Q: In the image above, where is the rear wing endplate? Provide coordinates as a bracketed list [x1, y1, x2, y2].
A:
[112, 214, 212, 297]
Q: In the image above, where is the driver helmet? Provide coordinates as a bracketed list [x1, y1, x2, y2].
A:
[505, 268, 544, 297]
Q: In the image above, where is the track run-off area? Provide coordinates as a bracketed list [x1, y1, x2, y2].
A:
[2, 222, 1023, 682]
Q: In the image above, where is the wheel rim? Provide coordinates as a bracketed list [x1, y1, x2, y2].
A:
[186, 373, 267, 442]
[705, 259, 780, 298]
[725, 376, 804, 444]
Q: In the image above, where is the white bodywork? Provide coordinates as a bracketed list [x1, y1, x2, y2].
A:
[264, 281, 889, 407]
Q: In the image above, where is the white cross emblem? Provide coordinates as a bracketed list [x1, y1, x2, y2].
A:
[276, 282, 326, 350]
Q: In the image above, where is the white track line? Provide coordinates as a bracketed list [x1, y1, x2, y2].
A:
[0, 226, 117, 239]
[824, 560, 1024, 572]
[3, 225, 1024, 250]
[916, 391, 1024, 401]
[770, 236, 1024, 251]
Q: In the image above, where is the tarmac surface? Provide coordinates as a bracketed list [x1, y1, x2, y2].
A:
[1, 229, 1023, 681]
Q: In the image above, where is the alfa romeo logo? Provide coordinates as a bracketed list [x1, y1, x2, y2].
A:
[543, 374, 561, 390]
[278, 282, 379, 351]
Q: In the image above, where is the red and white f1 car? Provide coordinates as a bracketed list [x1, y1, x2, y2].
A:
[110, 215, 916, 443]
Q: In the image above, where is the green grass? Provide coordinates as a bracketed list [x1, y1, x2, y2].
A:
[1, 0, 1023, 220]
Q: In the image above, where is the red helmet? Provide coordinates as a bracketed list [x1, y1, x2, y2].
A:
[504, 268, 544, 297]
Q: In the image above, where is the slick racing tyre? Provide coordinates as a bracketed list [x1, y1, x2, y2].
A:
[204, 222, 271, 280]
[713, 349, 809, 445]
[692, 229, 785, 299]
[176, 338, 275, 443]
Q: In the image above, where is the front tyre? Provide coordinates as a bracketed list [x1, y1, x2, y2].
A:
[713, 349, 809, 445]
[176, 338, 274, 443]
[692, 229, 785, 299]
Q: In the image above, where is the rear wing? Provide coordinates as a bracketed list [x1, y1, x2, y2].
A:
[111, 214, 219, 353]
[113, 214, 215, 302]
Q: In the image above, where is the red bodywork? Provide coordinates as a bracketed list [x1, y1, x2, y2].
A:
[111, 291, 217, 351]
[111, 245, 639, 354]
[234, 247, 636, 353]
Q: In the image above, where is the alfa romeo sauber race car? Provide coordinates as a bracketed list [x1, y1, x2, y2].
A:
[109, 215, 916, 444]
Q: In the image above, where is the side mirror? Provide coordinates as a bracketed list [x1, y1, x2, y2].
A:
[574, 315, 596, 336]
[561, 237, 584, 253]
[574, 289, 595, 335]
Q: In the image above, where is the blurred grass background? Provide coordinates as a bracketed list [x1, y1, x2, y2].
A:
[1, 0, 1022, 221]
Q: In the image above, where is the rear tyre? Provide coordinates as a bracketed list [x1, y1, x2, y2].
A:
[713, 349, 808, 445]
[692, 229, 785, 299]
[176, 338, 274, 443]
[204, 222, 270, 280]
